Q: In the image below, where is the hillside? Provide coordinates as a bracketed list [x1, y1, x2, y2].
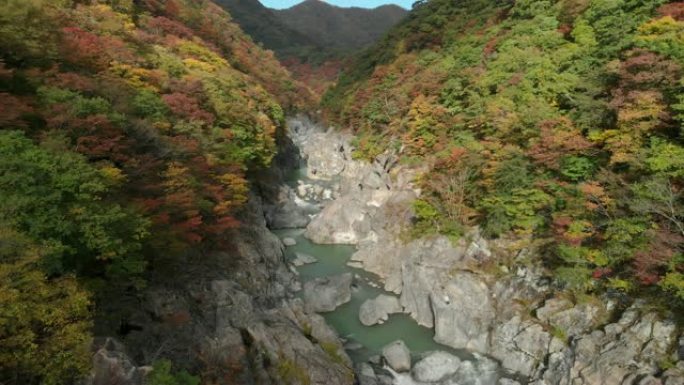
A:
[273, 0, 408, 53]
[0, 0, 316, 384]
[325, 0, 684, 308]
[213, 0, 321, 59]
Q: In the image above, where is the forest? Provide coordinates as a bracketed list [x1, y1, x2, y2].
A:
[0, 0, 311, 383]
[325, 0, 684, 311]
[1, 0, 684, 384]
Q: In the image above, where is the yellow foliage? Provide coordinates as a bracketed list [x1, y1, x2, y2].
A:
[183, 58, 216, 73]
[99, 164, 126, 185]
[109, 62, 161, 91]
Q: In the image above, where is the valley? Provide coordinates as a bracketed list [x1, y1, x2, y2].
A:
[0, 0, 683, 385]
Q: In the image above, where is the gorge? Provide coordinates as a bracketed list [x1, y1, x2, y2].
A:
[1, 0, 684, 384]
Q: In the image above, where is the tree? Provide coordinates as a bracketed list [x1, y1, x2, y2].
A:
[0, 131, 149, 279]
[0, 226, 92, 385]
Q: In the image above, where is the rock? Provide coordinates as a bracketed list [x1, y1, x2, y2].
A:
[292, 252, 317, 267]
[264, 186, 312, 229]
[359, 294, 402, 326]
[663, 363, 684, 385]
[89, 338, 151, 385]
[358, 362, 376, 377]
[490, 316, 550, 378]
[536, 297, 603, 337]
[382, 340, 411, 372]
[445, 354, 500, 385]
[498, 379, 521, 385]
[377, 374, 394, 385]
[344, 341, 363, 351]
[431, 273, 495, 352]
[305, 194, 371, 244]
[412, 351, 461, 382]
[357, 363, 378, 385]
[282, 237, 297, 246]
[303, 273, 353, 312]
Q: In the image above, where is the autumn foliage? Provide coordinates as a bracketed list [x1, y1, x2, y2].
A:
[325, 0, 684, 306]
[0, 1, 311, 383]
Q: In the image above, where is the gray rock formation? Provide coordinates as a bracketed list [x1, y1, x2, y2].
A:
[89, 163, 354, 385]
[282, 237, 297, 246]
[382, 340, 411, 372]
[358, 294, 402, 326]
[303, 273, 353, 312]
[292, 251, 318, 266]
[264, 185, 312, 229]
[431, 273, 495, 353]
[412, 351, 462, 383]
[85, 338, 151, 385]
[283, 116, 684, 385]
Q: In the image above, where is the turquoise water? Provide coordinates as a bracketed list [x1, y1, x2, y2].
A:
[274, 227, 465, 363]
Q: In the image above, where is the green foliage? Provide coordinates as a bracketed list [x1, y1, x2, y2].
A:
[661, 271, 684, 300]
[147, 360, 200, 385]
[326, 0, 684, 306]
[132, 90, 169, 120]
[645, 137, 684, 177]
[38, 86, 111, 117]
[0, 227, 92, 385]
[0, 0, 71, 65]
[0, 1, 313, 383]
[0, 131, 149, 279]
[480, 188, 552, 237]
[560, 156, 595, 181]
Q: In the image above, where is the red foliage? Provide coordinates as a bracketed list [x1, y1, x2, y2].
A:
[658, 2, 684, 21]
[483, 36, 499, 57]
[551, 216, 586, 246]
[60, 27, 108, 69]
[557, 24, 573, 36]
[0, 93, 33, 128]
[592, 267, 613, 279]
[145, 16, 194, 39]
[51, 72, 97, 92]
[60, 27, 133, 69]
[633, 230, 683, 285]
[162, 93, 215, 125]
[281, 58, 345, 96]
[527, 118, 593, 169]
[165, 0, 181, 18]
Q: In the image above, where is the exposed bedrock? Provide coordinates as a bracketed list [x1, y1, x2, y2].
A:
[293, 115, 683, 385]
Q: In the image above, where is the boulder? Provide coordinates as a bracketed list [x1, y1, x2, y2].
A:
[412, 351, 461, 382]
[382, 340, 411, 372]
[359, 294, 402, 326]
[357, 363, 378, 385]
[89, 338, 151, 385]
[282, 237, 297, 246]
[303, 273, 353, 312]
[444, 354, 499, 385]
[431, 273, 495, 352]
[490, 316, 551, 378]
[292, 252, 317, 267]
[305, 194, 371, 244]
[264, 186, 312, 229]
[498, 379, 522, 385]
[536, 297, 603, 337]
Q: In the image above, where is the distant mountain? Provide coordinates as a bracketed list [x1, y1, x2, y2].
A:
[273, 0, 408, 52]
[214, 0, 407, 60]
[213, 0, 320, 58]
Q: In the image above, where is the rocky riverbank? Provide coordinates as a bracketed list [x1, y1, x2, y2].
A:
[87, 115, 683, 385]
[85, 119, 354, 385]
[276, 116, 684, 385]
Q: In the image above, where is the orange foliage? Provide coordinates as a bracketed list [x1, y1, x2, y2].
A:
[527, 118, 593, 169]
